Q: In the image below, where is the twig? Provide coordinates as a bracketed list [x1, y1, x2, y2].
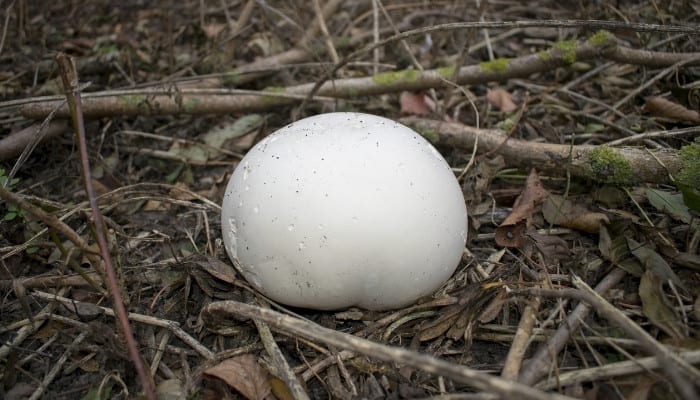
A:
[28, 331, 89, 400]
[514, 280, 700, 398]
[18, 32, 700, 120]
[570, 275, 699, 398]
[254, 300, 310, 400]
[31, 289, 214, 359]
[55, 53, 155, 400]
[298, 21, 700, 110]
[202, 300, 576, 400]
[517, 268, 626, 386]
[0, 287, 68, 360]
[0, 185, 96, 256]
[536, 350, 700, 390]
[311, 0, 338, 64]
[501, 296, 541, 380]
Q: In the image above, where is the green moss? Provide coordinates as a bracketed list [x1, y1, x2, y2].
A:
[587, 30, 613, 47]
[552, 40, 577, 64]
[479, 58, 510, 73]
[259, 86, 286, 103]
[587, 146, 634, 185]
[416, 127, 439, 144]
[183, 97, 201, 113]
[223, 68, 242, 86]
[372, 69, 420, 86]
[678, 137, 700, 189]
[537, 50, 552, 62]
[121, 95, 146, 106]
[336, 36, 351, 49]
[343, 87, 359, 98]
[436, 66, 456, 79]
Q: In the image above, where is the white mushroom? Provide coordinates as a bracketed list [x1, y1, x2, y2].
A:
[221, 112, 467, 310]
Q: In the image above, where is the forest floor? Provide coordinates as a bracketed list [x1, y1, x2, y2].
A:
[1, 1, 700, 399]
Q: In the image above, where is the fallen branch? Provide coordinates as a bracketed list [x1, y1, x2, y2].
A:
[401, 117, 682, 185]
[16, 33, 700, 119]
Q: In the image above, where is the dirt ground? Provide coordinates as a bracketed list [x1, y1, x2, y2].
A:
[1, 1, 700, 399]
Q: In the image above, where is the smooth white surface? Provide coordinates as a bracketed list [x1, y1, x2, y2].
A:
[221, 112, 467, 310]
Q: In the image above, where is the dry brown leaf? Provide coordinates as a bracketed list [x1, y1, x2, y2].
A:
[495, 169, 549, 248]
[196, 256, 240, 285]
[204, 354, 272, 400]
[478, 288, 507, 323]
[418, 312, 459, 341]
[542, 195, 609, 233]
[487, 88, 518, 112]
[645, 96, 700, 123]
[639, 270, 686, 342]
[528, 229, 571, 261]
[399, 91, 435, 115]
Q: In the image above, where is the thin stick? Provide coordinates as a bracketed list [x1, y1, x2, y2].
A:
[202, 300, 576, 400]
[536, 350, 700, 390]
[518, 268, 626, 385]
[32, 289, 213, 360]
[55, 53, 155, 400]
[254, 301, 310, 400]
[28, 331, 89, 400]
[501, 296, 541, 380]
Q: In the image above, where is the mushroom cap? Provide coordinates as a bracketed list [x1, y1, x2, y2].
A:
[221, 112, 467, 310]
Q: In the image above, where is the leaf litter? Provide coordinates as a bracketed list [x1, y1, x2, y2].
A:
[0, 2, 699, 399]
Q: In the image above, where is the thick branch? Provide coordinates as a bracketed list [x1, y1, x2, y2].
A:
[401, 117, 681, 185]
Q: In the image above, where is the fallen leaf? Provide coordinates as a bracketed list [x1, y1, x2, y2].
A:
[487, 88, 517, 112]
[528, 229, 570, 261]
[645, 188, 692, 223]
[598, 225, 644, 277]
[639, 270, 685, 342]
[400, 91, 435, 115]
[195, 256, 240, 285]
[644, 96, 700, 123]
[495, 169, 549, 248]
[627, 238, 685, 290]
[169, 114, 264, 162]
[542, 195, 609, 233]
[204, 354, 271, 400]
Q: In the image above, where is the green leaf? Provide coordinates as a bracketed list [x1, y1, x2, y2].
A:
[4, 211, 17, 221]
[646, 188, 692, 223]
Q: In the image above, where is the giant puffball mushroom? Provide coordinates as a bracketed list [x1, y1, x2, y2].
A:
[221, 112, 467, 310]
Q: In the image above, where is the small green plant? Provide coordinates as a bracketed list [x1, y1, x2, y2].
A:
[0, 168, 24, 221]
[0, 168, 19, 190]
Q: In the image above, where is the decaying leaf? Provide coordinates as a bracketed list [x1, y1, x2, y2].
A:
[400, 91, 436, 115]
[195, 256, 240, 285]
[542, 195, 609, 233]
[204, 354, 272, 400]
[645, 188, 692, 224]
[627, 238, 684, 290]
[528, 229, 570, 261]
[486, 88, 518, 112]
[644, 96, 700, 123]
[495, 169, 549, 248]
[169, 114, 263, 162]
[639, 270, 686, 342]
[598, 225, 644, 276]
